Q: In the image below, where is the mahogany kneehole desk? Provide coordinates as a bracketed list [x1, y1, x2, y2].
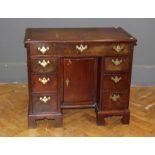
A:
[24, 27, 137, 128]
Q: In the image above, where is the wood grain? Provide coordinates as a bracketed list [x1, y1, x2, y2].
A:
[25, 28, 136, 127]
[0, 83, 154, 136]
[24, 28, 137, 44]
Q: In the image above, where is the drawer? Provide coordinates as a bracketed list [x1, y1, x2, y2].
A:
[101, 92, 129, 111]
[31, 58, 58, 74]
[34, 43, 131, 57]
[104, 57, 130, 72]
[32, 94, 58, 114]
[31, 75, 57, 93]
[30, 43, 53, 56]
[102, 74, 129, 92]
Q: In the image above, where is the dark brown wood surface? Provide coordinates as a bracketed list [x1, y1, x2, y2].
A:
[29, 42, 133, 57]
[63, 57, 97, 106]
[32, 94, 58, 114]
[31, 75, 57, 93]
[31, 58, 58, 74]
[102, 74, 129, 92]
[24, 27, 137, 44]
[101, 92, 129, 111]
[104, 57, 130, 72]
[24, 27, 137, 128]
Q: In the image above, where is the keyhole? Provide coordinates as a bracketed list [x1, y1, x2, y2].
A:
[66, 79, 69, 87]
[67, 59, 72, 66]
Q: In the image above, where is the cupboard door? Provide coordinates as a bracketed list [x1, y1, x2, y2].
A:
[63, 58, 97, 106]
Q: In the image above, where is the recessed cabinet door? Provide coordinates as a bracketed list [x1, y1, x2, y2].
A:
[63, 58, 97, 106]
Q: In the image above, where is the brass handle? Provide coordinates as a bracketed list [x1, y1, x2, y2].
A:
[39, 96, 51, 103]
[38, 46, 49, 54]
[38, 60, 50, 68]
[38, 77, 50, 85]
[65, 79, 69, 87]
[111, 76, 122, 83]
[76, 44, 88, 52]
[113, 45, 124, 53]
[112, 58, 123, 66]
[110, 94, 120, 102]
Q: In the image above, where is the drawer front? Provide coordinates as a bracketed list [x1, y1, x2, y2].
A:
[104, 57, 130, 72]
[101, 92, 129, 111]
[32, 94, 58, 114]
[102, 74, 129, 92]
[29, 43, 132, 56]
[30, 43, 53, 56]
[31, 75, 57, 92]
[31, 58, 58, 74]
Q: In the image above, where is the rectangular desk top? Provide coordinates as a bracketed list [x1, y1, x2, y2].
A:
[24, 27, 137, 44]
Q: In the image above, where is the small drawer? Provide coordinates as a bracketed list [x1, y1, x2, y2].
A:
[32, 94, 58, 114]
[104, 57, 130, 72]
[31, 58, 58, 74]
[108, 44, 131, 55]
[102, 74, 129, 92]
[31, 75, 57, 93]
[30, 43, 53, 56]
[101, 92, 129, 111]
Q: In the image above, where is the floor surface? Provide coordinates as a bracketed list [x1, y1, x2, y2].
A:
[0, 83, 155, 137]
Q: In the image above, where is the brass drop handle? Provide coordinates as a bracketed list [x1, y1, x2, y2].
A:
[112, 58, 123, 66]
[65, 79, 69, 87]
[38, 46, 50, 54]
[113, 44, 124, 53]
[38, 60, 50, 68]
[111, 76, 122, 83]
[76, 44, 88, 53]
[39, 96, 51, 103]
[38, 77, 50, 85]
[110, 94, 120, 102]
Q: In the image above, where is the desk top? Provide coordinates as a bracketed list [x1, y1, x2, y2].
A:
[24, 27, 137, 44]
